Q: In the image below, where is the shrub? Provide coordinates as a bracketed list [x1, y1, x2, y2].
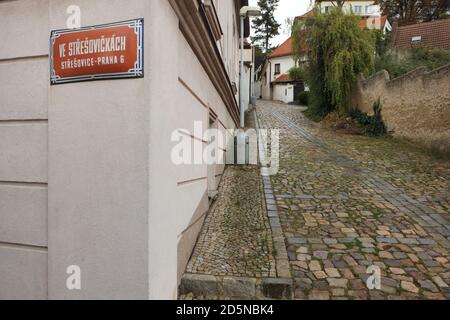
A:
[297, 91, 309, 105]
[350, 99, 387, 137]
[428, 139, 450, 161]
[375, 48, 450, 78]
[288, 67, 306, 81]
[292, 8, 375, 119]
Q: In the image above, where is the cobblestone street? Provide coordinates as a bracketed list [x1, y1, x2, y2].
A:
[186, 165, 277, 278]
[256, 100, 450, 300]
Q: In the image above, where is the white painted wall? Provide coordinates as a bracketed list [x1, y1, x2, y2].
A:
[254, 82, 261, 99]
[0, 0, 49, 300]
[215, 0, 240, 102]
[273, 84, 294, 104]
[48, 0, 152, 300]
[0, 0, 240, 300]
[242, 64, 251, 112]
[259, 55, 296, 101]
[270, 55, 295, 83]
[260, 60, 272, 100]
[319, 1, 381, 16]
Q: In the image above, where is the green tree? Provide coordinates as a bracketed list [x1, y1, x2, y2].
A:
[288, 66, 306, 81]
[376, 0, 450, 25]
[254, 46, 267, 71]
[292, 8, 375, 118]
[251, 0, 281, 52]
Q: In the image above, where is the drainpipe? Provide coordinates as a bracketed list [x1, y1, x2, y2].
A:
[239, 15, 245, 128]
[251, 46, 256, 105]
[268, 60, 272, 100]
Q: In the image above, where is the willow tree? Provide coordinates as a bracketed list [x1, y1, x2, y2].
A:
[292, 8, 375, 118]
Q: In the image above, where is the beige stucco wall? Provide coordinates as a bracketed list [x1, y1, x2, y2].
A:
[1, 0, 239, 300]
[352, 64, 450, 149]
[0, 0, 49, 300]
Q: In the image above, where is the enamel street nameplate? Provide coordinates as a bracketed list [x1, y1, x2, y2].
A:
[50, 19, 143, 85]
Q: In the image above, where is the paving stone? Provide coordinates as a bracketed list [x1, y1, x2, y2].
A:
[184, 166, 278, 280]
[327, 278, 349, 288]
[296, 247, 308, 254]
[378, 251, 393, 259]
[313, 251, 329, 260]
[261, 278, 293, 300]
[418, 238, 437, 245]
[180, 274, 218, 296]
[424, 260, 441, 267]
[384, 260, 401, 267]
[223, 277, 256, 298]
[401, 281, 419, 294]
[309, 290, 330, 300]
[297, 254, 312, 261]
[251, 101, 450, 301]
[288, 237, 307, 245]
[313, 271, 328, 280]
[324, 238, 338, 245]
[325, 268, 341, 278]
[435, 257, 447, 264]
[390, 268, 406, 275]
[432, 276, 449, 288]
[309, 261, 322, 271]
[380, 285, 397, 295]
[419, 280, 439, 293]
[332, 288, 346, 296]
[382, 277, 400, 288]
[393, 252, 408, 259]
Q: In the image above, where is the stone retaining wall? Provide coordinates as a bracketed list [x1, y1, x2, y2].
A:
[352, 64, 450, 152]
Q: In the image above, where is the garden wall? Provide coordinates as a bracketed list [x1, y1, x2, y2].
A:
[352, 63, 450, 152]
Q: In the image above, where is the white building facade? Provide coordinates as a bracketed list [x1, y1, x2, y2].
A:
[0, 0, 251, 300]
[258, 38, 297, 103]
[256, 2, 390, 105]
[318, 0, 381, 16]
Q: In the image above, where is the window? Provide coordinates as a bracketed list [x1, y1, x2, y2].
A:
[354, 5, 362, 13]
[202, 0, 223, 41]
[324, 6, 330, 13]
[274, 64, 280, 75]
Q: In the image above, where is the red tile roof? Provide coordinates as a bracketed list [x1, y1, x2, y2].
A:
[295, 10, 314, 21]
[358, 15, 388, 30]
[393, 19, 450, 50]
[273, 73, 291, 83]
[269, 37, 293, 58]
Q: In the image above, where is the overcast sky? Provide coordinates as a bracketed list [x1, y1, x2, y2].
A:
[249, 0, 314, 47]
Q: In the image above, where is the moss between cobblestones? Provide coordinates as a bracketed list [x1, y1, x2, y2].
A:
[185, 165, 277, 279]
[255, 100, 450, 300]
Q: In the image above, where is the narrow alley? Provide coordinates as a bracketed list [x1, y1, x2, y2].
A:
[256, 100, 450, 300]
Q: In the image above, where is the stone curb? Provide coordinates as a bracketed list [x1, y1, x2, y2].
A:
[180, 273, 293, 300]
[253, 109, 293, 296]
[178, 110, 294, 300]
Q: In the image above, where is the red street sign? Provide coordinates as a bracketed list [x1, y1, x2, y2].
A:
[50, 19, 143, 85]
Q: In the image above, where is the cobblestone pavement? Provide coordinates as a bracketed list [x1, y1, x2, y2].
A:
[186, 165, 277, 278]
[256, 100, 450, 300]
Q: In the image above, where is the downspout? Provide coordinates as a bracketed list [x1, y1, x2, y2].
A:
[268, 60, 272, 100]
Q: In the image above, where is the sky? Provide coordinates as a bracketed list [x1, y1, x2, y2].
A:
[249, 0, 314, 47]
